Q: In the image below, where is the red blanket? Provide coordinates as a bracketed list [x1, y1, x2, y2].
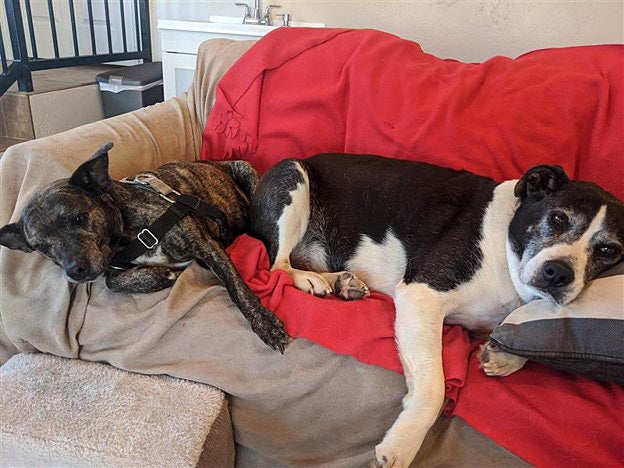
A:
[205, 28, 624, 466]
[227, 235, 624, 467]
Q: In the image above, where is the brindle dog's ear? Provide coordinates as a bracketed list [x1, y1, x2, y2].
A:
[69, 142, 114, 195]
[514, 165, 569, 201]
[0, 221, 34, 252]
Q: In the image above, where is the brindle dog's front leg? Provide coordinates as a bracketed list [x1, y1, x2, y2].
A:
[187, 225, 289, 352]
[106, 266, 182, 293]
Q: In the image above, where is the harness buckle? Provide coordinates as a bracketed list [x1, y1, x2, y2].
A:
[132, 173, 155, 186]
[133, 174, 181, 203]
[137, 229, 159, 249]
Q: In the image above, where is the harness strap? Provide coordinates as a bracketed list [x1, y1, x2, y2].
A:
[110, 175, 228, 270]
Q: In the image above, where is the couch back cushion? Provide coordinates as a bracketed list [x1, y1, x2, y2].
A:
[201, 28, 623, 198]
[188, 39, 256, 132]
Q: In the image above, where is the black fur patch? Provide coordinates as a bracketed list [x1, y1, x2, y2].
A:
[254, 154, 497, 292]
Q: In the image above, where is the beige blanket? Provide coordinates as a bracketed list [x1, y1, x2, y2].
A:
[0, 38, 527, 467]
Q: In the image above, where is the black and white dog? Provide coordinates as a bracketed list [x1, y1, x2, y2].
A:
[250, 153, 624, 467]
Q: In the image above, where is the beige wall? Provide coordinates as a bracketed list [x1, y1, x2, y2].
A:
[154, 0, 623, 62]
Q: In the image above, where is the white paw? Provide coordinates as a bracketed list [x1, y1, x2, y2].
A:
[374, 440, 415, 468]
[479, 342, 528, 377]
[291, 270, 333, 297]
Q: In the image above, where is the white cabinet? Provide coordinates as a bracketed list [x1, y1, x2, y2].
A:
[158, 18, 324, 100]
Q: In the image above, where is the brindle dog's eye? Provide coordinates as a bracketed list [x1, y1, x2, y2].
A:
[548, 211, 569, 234]
[596, 244, 620, 258]
[72, 213, 88, 226]
[35, 244, 50, 255]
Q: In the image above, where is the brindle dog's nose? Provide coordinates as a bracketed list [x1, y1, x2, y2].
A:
[537, 260, 574, 288]
[66, 261, 91, 282]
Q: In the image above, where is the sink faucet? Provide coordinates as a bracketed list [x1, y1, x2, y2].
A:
[234, 0, 281, 25]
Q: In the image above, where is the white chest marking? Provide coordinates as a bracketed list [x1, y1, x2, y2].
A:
[443, 181, 523, 330]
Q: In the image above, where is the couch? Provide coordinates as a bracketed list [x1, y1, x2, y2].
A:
[1, 32, 621, 467]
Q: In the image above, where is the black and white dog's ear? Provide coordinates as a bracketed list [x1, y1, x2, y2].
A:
[69, 142, 114, 195]
[514, 165, 569, 200]
[0, 221, 34, 252]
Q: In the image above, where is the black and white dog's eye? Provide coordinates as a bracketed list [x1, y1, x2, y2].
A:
[548, 211, 569, 233]
[72, 213, 88, 226]
[596, 244, 619, 257]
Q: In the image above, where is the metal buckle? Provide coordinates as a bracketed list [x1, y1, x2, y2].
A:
[133, 173, 157, 186]
[137, 229, 159, 249]
[133, 174, 180, 203]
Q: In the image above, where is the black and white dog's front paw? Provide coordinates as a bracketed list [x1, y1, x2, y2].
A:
[479, 341, 528, 377]
[333, 271, 370, 300]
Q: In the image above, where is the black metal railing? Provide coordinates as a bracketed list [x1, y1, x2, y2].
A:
[0, 0, 152, 96]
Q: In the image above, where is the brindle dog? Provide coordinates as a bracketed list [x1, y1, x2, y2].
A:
[0, 142, 288, 352]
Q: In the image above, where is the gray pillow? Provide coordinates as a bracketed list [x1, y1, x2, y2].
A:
[490, 263, 624, 385]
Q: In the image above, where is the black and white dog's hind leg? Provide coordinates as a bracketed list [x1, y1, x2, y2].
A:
[251, 159, 369, 301]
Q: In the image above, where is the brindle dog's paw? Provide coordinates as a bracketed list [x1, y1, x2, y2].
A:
[334, 272, 370, 300]
[250, 306, 290, 353]
[106, 266, 184, 293]
[167, 269, 183, 281]
[479, 341, 528, 377]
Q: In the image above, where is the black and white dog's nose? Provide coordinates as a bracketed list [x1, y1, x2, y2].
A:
[538, 260, 574, 288]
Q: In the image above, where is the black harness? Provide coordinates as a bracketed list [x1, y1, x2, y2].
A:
[110, 174, 228, 270]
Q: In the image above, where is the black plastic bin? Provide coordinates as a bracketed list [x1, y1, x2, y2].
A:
[96, 62, 164, 118]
